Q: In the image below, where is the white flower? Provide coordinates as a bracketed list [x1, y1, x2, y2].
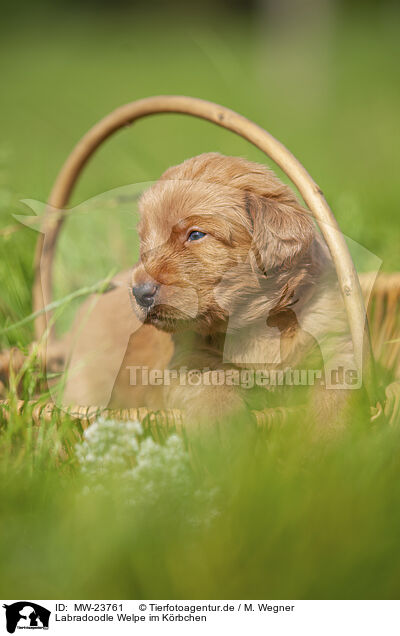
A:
[75, 417, 219, 526]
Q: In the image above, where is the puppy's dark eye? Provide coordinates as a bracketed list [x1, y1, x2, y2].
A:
[187, 230, 206, 242]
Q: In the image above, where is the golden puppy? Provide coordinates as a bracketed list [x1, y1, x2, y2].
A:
[58, 153, 358, 425]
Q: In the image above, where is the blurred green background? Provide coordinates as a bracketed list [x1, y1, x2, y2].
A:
[0, 0, 400, 601]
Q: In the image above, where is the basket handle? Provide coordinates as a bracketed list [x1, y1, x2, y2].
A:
[34, 95, 368, 378]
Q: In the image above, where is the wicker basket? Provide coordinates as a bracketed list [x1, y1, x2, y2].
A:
[1, 97, 399, 429]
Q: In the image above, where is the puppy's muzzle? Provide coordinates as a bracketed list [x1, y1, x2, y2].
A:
[132, 282, 159, 309]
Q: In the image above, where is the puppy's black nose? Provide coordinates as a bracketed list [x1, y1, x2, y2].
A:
[132, 282, 159, 308]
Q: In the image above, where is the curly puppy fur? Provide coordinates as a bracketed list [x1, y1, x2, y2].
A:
[59, 153, 358, 426]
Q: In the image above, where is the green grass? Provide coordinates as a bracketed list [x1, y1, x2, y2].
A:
[1, 399, 400, 599]
[0, 7, 400, 599]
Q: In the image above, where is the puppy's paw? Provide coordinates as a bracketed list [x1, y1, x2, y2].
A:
[186, 392, 248, 429]
[165, 378, 250, 432]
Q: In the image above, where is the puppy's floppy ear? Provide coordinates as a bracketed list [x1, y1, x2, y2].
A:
[245, 192, 315, 272]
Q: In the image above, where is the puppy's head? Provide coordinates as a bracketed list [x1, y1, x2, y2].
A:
[131, 153, 316, 333]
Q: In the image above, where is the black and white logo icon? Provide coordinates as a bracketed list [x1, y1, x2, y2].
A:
[2, 602, 50, 634]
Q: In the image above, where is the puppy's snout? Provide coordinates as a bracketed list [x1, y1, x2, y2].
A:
[132, 282, 159, 309]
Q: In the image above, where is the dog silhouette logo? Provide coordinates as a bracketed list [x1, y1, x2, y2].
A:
[2, 602, 50, 633]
